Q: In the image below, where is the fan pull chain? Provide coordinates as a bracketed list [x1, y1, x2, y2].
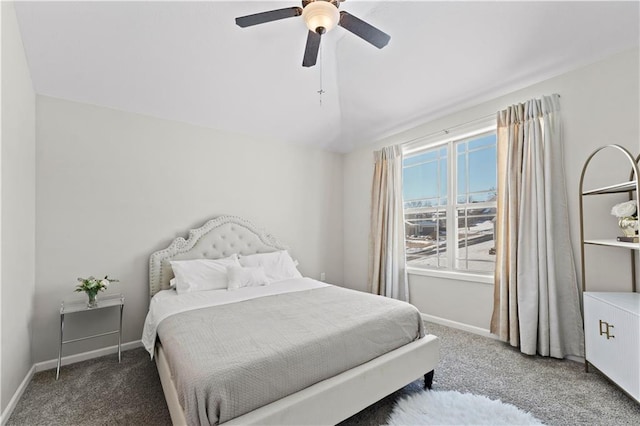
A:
[317, 44, 324, 106]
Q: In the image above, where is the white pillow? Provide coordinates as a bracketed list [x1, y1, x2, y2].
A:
[226, 265, 269, 290]
[170, 254, 240, 294]
[239, 250, 302, 282]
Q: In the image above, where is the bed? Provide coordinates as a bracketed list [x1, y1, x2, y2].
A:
[143, 215, 440, 425]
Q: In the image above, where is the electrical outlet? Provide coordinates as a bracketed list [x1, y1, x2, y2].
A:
[320, 272, 326, 281]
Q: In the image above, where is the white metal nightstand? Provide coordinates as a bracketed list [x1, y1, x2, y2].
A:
[56, 293, 124, 380]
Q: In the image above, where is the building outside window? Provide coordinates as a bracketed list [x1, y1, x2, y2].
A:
[403, 126, 497, 275]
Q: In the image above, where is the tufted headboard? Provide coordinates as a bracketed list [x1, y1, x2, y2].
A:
[149, 216, 288, 297]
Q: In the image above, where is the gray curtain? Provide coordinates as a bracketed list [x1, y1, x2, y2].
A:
[490, 94, 584, 358]
[370, 145, 409, 301]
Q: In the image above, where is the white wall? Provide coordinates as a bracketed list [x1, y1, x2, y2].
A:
[5, 15, 639, 390]
[343, 48, 639, 330]
[33, 96, 344, 363]
[1, 1, 36, 412]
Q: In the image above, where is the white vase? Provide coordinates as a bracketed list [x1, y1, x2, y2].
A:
[618, 216, 639, 237]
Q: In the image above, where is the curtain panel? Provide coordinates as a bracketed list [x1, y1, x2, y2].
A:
[490, 94, 584, 358]
[370, 145, 409, 301]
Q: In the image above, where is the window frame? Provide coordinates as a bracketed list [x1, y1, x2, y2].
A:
[402, 120, 497, 281]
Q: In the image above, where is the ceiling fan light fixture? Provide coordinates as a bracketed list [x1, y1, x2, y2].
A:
[235, 0, 391, 68]
[302, 1, 339, 33]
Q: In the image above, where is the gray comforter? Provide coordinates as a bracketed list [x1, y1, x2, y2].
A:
[157, 285, 425, 426]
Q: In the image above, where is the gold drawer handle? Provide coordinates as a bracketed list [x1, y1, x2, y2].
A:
[599, 320, 615, 339]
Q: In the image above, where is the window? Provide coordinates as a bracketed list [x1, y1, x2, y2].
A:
[403, 128, 497, 274]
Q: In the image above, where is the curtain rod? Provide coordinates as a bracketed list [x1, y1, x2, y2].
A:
[400, 94, 561, 149]
[401, 112, 495, 148]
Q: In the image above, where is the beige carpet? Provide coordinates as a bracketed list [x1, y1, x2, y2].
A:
[7, 322, 640, 425]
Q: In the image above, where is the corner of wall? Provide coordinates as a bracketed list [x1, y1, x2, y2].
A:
[1, 0, 37, 415]
[0, 0, 4, 417]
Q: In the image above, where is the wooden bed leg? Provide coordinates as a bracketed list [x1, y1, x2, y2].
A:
[424, 370, 434, 390]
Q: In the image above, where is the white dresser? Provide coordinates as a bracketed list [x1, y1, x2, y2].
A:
[584, 292, 639, 402]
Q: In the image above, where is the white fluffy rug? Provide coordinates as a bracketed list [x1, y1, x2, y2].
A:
[387, 390, 543, 425]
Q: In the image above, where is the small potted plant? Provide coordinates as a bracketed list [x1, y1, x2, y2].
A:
[76, 275, 119, 308]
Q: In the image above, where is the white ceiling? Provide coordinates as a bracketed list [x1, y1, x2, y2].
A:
[14, 1, 640, 152]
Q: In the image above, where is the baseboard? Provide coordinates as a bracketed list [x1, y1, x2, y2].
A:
[1, 341, 142, 424]
[421, 313, 498, 340]
[565, 354, 585, 364]
[35, 340, 143, 372]
[421, 314, 586, 363]
[0, 365, 35, 426]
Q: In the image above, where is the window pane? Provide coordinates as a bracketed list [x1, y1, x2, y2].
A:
[468, 146, 496, 194]
[469, 190, 496, 203]
[455, 207, 496, 272]
[405, 211, 447, 268]
[403, 129, 496, 275]
[404, 145, 448, 268]
[403, 150, 437, 167]
[403, 161, 438, 200]
[403, 147, 447, 209]
[456, 134, 496, 207]
[468, 134, 496, 150]
[439, 157, 447, 202]
[457, 154, 467, 203]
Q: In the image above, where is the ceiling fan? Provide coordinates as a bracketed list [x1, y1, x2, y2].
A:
[235, 0, 391, 67]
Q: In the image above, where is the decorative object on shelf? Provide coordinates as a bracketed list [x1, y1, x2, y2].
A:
[611, 200, 638, 238]
[75, 275, 119, 308]
[618, 216, 639, 238]
[579, 145, 639, 400]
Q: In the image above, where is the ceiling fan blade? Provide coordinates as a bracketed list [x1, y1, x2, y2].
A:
[338, 11, 390, 49]
[302, 30, 322, 67]
[235, 7, 303, 28]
